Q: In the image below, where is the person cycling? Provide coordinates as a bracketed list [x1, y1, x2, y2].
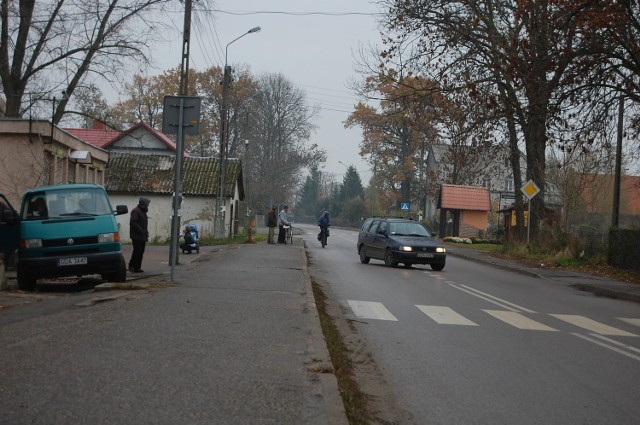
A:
[317, 209, 331, 245]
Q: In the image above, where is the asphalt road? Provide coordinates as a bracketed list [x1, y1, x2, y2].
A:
[302, 223, 640, 425]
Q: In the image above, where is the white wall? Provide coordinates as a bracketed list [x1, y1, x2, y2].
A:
[109, 193, 241, 242]
[110, 194, 216, 243]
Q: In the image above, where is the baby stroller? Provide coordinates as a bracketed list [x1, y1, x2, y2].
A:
[181, 223, 200, 254]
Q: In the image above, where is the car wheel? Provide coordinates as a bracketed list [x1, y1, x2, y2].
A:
[384, 249, 398, 268]
[17, 263, 37, 291]
[430, 261, 445, 271]
[359, 246, 370, 264]
[403, 263, 412, 268]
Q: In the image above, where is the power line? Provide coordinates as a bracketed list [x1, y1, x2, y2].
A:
[205, 9, 382, 17]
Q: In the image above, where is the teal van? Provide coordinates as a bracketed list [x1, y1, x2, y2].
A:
[0, 184, 128, 291]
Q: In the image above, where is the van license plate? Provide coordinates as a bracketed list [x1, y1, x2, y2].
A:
[58, 257, 88, 266]
[417, 253, 434, 258]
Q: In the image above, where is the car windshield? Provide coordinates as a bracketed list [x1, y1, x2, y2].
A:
[389, 222, 431, 237]
[23, 188, 113, 220]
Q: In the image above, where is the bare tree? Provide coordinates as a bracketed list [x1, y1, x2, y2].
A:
[247, 73, 324, 212]
[0, 0, 193, 122]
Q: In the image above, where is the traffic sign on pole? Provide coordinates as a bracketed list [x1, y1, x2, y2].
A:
[520, 180, 540, 200]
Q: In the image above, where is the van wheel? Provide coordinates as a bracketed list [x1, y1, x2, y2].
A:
[17, 263, 36, 291]
[102, 256, 127, 283]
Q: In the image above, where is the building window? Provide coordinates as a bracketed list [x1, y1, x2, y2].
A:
[505, 176, 514, 191]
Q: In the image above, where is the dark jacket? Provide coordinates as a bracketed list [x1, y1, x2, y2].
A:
[267, 208, 278, 227]
[130, 198, 150, 242]
[318, 212, 331, 228]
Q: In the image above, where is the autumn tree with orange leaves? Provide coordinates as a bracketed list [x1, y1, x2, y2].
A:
[378, 0, 639, 242]
[347, 70, 502, 217]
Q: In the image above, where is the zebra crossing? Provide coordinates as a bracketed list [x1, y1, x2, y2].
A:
[346, 299, 639, 337]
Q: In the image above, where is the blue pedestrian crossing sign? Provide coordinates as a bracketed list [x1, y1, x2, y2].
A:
[400, 202, 410, 211]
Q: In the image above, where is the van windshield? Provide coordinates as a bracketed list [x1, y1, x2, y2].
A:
[23, 188, 113, 220]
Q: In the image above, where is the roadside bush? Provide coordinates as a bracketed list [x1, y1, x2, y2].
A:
[443, 236, 473, 244]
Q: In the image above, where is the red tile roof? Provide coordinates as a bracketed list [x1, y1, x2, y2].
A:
[64, 127, 121, 149]
[107, 121, 178, 152]
[64, 121, 179, 153]
[439, 184, 491, 211]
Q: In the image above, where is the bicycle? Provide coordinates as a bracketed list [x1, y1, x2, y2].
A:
[284, 224, 293, 244]
[319, 226, 329, 248]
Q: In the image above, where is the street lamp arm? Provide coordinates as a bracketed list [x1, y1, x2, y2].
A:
[225, 26, 262, 66]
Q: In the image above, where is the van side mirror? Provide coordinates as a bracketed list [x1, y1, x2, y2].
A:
[115, 205, 128, 216]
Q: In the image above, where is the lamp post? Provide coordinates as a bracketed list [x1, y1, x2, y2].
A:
[216, 26, 261, 239]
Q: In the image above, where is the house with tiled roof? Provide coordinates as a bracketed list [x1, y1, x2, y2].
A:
[105, 152, 244, 242]
[437, 184, 491, 238]
[425, 143, 526, 220]
[0, 118, 109, 205]
[65, 120, 180, 156]
[64, 120, 121, 149]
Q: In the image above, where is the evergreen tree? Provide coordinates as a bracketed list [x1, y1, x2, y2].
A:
[298, 167, 322, 217]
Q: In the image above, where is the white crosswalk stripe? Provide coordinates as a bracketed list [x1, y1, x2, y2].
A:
[618, 318, 640, 328]
[347, 300, 398, 321]
[550, 314, 638, 337]
[484, 310, 558, 331]
[345, 301, 640, 338]
[416, 305, 478, 326]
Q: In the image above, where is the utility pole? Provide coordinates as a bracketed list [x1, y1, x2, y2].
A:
[168, 0, 193, 278]
[216, 65, 231, 238]
[215, 27, 261, 239]
[612, 94, 624, 228]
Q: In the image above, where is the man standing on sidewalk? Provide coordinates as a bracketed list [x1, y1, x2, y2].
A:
[129, 197, 150, 273]
[277, 205, 290, 244]
[267, 205, 277, 244]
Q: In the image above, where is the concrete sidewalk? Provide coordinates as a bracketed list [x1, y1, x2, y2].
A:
[110, 240, 349, 425]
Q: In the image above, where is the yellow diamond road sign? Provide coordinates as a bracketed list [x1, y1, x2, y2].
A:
[521, 180, 540, 200]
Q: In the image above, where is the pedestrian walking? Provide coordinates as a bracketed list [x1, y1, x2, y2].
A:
[277, 205, 290, 244]
[267, 205, 278, 244]
[129, 197, 150, 273]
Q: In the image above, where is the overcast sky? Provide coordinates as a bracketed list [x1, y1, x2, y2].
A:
[151, 0, 384, 183]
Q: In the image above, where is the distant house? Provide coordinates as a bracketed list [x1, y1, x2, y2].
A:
[437, 184, 491, 238]
[580, 174, 640, 229]
[424, 143, 526, 220]
[105, 152, 244, 242]
[65, 120, 180, 156]
[0, 118, 108, 205]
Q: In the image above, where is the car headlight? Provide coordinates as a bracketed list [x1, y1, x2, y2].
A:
[436, 247, 446, 253]
[400, 246, 412, 252]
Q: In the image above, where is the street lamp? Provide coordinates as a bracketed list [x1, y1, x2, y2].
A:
[216, 26, 261, 239]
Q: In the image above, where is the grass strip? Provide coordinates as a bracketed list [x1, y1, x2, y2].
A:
[311, 278, 369, 425]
